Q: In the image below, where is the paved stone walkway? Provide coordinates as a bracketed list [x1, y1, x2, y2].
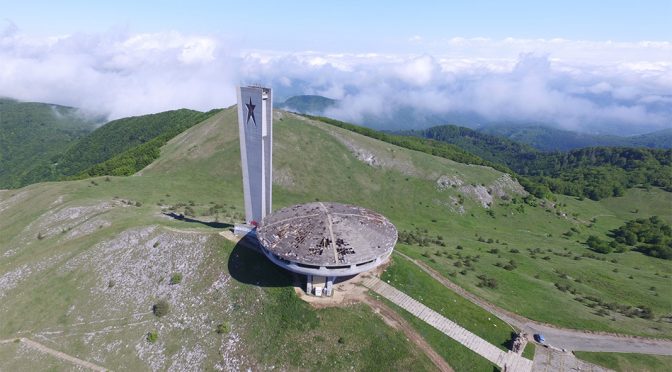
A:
[362, 276, 533, 372]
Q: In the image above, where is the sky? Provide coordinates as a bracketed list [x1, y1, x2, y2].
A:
[1, 0, 671, 134]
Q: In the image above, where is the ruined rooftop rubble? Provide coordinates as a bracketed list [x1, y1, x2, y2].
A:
[257, 202, 397, 266]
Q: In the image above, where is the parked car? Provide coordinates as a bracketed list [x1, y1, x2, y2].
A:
[534, 333, 545, 343]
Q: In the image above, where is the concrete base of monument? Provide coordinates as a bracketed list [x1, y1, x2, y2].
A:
[219, 227, 260, 253]
[233, 223, 255, 237]
[292, 257, 391, 308]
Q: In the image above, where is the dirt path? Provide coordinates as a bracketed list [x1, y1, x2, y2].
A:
[0, 337, 108, 371]
[361, 296, 454, 372]
[396, 251, 672, 355]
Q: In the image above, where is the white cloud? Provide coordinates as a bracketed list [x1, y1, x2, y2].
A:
[0, 27, 670, 134]
[0, 29, 236, 119]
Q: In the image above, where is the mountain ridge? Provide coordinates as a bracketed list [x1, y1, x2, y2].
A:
[1, 107, 670, 370]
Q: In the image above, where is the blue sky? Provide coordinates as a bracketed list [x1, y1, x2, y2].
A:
[1, 1, 671, 133]
[4, 0, 671, 50]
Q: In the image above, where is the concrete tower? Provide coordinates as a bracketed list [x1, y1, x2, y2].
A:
[236, 86, 272, 226]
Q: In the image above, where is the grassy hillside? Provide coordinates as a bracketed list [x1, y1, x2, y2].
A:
[1, 107, 670, 370]
[0, 98, 101, 188]
[574, 352, 672, 372]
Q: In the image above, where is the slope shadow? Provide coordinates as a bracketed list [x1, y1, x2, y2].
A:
[227, 235, 294, 288]
[163, 212, 233, 229]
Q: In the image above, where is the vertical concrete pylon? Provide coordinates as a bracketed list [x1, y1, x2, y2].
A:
[237, 86, 273, 225]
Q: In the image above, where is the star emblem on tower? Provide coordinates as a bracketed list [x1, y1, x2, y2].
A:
[245, 97, 257, 126]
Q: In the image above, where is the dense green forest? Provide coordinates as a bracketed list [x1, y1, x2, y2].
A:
[405, 124, 672, 200]
[527, 147, 672, 200]
[611, 216, 672, 260]
[587, 216, 672, 260]
[53, 109, 219, 178]
[0, 98, 101, 188]
[1, 102, 219, 188]
[74, 109, 215, 178]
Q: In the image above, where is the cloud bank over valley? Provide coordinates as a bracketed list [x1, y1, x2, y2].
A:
[1, 26, 670, 135]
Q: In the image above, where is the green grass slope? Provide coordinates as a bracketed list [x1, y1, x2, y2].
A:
[0, 107, 670, 370]
[574, 351, 672, 372]
[0, 98, 100, 188]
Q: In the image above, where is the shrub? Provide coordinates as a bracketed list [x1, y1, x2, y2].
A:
[503, 260, 517, 271]
[586, 235, 612, 253]
[476, 274, 498, 289]
[147, 331, 158, 343]
[153, 300, 170, 317]
[170, 273, 183, 285]
[216, 322, 230, 334]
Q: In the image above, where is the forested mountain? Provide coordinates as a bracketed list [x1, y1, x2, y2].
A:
[480, 125, 672, 151]
[0, 98, 101, 188]
[53, 108, 220, 178]
[403, 124, 672, 200]
[1, 101, 219, 188]
[399, 124, 539, 168]
[276, 95, 337, 114]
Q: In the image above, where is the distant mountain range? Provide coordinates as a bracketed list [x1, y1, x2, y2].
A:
[481, 125, 672, 151]
[275, 95, 337, 114]
[277, 95, 672, 151]
[401, 123, 672, 200]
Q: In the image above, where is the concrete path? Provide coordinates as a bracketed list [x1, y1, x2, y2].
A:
[397, 252, 672, 355]
[362, 296, 454, 372]
[361, 276, 533, 372]
[1, 337, 108, 371]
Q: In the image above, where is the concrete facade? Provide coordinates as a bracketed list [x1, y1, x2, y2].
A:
[236, 86, 272, 226]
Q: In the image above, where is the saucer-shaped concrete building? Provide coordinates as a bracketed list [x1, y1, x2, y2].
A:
[257, 202, 397, 296]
